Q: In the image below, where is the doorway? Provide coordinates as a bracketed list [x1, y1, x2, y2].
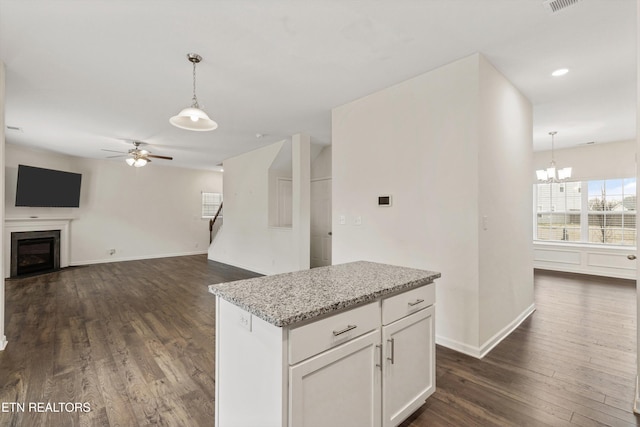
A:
[311, 178, 331, 268]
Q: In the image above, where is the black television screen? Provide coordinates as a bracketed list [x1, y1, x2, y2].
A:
[15, 165, 82, 208]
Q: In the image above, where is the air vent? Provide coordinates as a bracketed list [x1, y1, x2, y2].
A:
[543, 0, 581, 13]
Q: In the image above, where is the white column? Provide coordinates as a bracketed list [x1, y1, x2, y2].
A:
[292, 133, 311, 270]
[634, 0, 640, 413]
[0, 62, 7, 350]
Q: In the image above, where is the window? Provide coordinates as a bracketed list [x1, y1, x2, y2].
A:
[587, 179, 636, 245]
[536, 182, 581, 242]
[535, 178, 636, 246]
[202, 192, 222, 219]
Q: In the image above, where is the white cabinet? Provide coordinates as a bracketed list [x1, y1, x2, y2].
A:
[382, 305, 435, 427]
[214, 282, 436, 427]
[289, 330, 382, 427]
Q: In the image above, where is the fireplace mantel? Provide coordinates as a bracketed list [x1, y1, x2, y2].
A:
[4, 217, 74, 278]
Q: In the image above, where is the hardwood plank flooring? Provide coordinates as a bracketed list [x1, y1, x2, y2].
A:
[1, 257, 639, 426]
[402, 270, 640, 427]
[0, 255, 260, 427]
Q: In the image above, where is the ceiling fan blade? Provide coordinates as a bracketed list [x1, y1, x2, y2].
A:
[147, 154, 173, 160]
[101, 149, 127, 154]
[106, 154, 128, 158]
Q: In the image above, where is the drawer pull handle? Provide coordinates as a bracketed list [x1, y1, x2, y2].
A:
[376, 344, 382, 370]
[333, 324, 357, 336]
[408, 298, 425, 307]
[387, 338, 395, 364]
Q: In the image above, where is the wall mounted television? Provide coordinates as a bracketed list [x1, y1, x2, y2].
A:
[15, 165, 82, 208]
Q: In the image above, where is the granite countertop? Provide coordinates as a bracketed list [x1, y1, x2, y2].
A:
[208, 261, 441, 327]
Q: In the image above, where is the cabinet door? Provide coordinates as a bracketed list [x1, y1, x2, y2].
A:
[382, 305, 435, 427]
[289, 329, 381, 427]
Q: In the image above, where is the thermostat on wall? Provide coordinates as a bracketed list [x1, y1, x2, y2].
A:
[378, 195, 392, 207]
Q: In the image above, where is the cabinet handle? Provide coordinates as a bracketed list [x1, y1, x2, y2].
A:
[332, 324, 357, 336]
[387, 338, 395, 364]
[376, 344, 382, 370]
[408, 298, 425, 307]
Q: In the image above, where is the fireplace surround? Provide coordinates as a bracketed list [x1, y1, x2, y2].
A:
[4, 217, 73, 279]
[11, 230, 61, 277]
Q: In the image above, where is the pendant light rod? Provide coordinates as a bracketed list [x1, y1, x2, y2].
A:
[188, 53, 202, 108]
[549, 131, 557, 164]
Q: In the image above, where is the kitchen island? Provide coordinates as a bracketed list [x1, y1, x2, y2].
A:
[208, 261, 440, 427]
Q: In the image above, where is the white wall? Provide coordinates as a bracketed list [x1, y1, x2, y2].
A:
[332, 53, 534, 358]
[311, 145, 332, 180]
[5, 143, 222, 265]
[208, 136, 311, 275]
[533, 139, 635, 182]
[477, 55, 535, 347]
[636, 1, 640, 413]
[0, 63, 6, 350]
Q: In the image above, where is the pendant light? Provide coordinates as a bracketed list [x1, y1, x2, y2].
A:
[536, 131, 572, 182]
[170, 53, 218, 131]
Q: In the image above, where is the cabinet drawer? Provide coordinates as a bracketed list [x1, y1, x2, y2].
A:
[382, 283, 434, 325]
[289, 301, 380, 365]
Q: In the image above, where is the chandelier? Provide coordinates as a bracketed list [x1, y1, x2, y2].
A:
[536, 131, 572, 182]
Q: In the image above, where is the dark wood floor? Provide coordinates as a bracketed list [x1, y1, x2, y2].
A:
[0, 257, 638, 426]
[403, 270, 640, 427]
[0, 255, 260, 427]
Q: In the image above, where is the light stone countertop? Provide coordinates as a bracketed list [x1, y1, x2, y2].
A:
[208, 261, 441, 327]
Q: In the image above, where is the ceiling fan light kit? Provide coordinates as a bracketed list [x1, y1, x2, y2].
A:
[170, 53, 218, 132]
[102, 141, 173, 168]
[125, 157, 148, 168]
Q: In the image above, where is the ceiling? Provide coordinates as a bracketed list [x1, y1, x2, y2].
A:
[0, 0, 636, 171]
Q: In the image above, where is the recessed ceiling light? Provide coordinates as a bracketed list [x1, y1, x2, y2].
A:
[552, 68, 569, 77]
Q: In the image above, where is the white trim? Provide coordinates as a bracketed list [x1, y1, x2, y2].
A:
[533, 241, 636, 280]
[435, 334, 482, 358]
[436, 303, 536, 359]
[4, 217, 73, 278]
[635, 376, 640, 414]
[207, 255, 270, 275]
[0, 335, 6, 351]
[477, 303, 536, 358]
[70, 250, 208, 266]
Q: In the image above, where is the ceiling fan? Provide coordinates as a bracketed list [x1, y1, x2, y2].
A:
[102, 141, 173, 168]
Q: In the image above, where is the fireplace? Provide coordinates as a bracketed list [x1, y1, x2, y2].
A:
[11, 230, 61, 277]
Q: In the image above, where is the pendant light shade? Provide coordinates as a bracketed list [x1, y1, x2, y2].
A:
[170, 107, 217, 131]
[170, 53, 218, 132]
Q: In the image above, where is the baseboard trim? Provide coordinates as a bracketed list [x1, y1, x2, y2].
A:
[207, 256, 272, 276]
[634, 376, 640, 414]
[435, 335, 483, 358]
[0, 335, 7, 351]
[478, 303, 536, 358]
[70, 250, 209, 266]
[436, 303, 536, 359]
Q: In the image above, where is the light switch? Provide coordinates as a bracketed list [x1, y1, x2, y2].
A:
[354, 216, 362, 226]
[339, 215, 346, 225]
